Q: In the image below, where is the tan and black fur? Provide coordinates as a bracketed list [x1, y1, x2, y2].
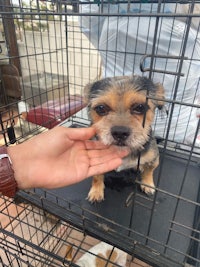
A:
[85, 75, 165, 202]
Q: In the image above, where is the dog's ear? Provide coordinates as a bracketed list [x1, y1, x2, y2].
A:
[84, 82, 92, 104]
[83, 80, 101, 104]
[154, 83, 165, 110]
[84, 78, 112, 104]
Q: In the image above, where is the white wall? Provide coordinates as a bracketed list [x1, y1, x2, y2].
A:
[18, 18, 100, 95]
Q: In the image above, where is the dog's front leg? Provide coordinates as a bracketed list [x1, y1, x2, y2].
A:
[140, 168, 155, 195]
[140, 159, 158, 195]
[87, 174, 105, 202]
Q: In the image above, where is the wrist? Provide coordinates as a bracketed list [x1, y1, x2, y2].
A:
[7, 143, 36, 191]
[7, 145, 27, 191]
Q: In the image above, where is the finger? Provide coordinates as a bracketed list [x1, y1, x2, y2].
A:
[87, 146, 130, 161]
[63, 127, 96, 141]
[84, 140, 110, 150]
[88, 158, 123, 177]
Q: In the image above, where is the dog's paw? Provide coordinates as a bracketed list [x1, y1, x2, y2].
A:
[140, 182, 155, 195]
[87, 187, 104, 203]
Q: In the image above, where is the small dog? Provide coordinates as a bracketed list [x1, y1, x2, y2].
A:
[85, 75, 165, 202]
[65, 241, 127, 267]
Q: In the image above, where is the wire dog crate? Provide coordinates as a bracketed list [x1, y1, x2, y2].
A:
[0, 0, 200, 266]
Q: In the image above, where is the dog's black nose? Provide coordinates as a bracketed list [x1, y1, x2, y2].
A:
[111, 126, 130, 143]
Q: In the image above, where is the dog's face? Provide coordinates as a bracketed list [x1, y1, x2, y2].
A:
[85, 75, 164, 150]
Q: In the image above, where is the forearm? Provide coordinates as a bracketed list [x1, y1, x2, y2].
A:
[0, 146, 19, 197]
[0, 142, 34, 197]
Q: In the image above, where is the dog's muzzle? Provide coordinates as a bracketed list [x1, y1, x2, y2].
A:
[111, 126, 130, 146]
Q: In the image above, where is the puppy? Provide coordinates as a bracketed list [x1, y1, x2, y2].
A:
[85, 75, 165, 202]
[65, 241, 127, 267]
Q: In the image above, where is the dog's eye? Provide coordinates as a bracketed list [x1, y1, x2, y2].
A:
[94, 105, 110, 116]
[130, 104, 148, 115]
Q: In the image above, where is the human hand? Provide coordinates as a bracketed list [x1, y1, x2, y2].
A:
[8, 127, 129, 190]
